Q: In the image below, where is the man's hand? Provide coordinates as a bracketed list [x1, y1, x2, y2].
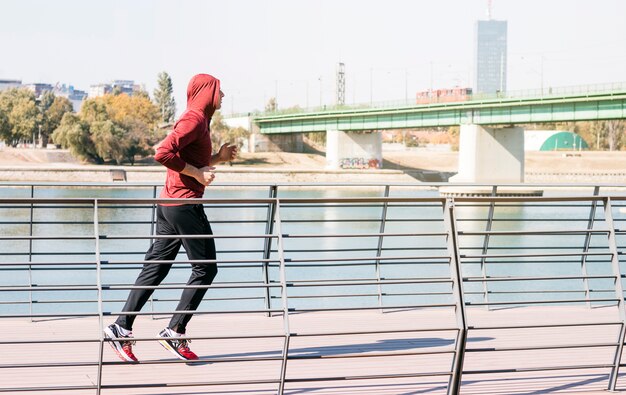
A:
[217, 143, 238, 163]
[193, 166, 216, 186]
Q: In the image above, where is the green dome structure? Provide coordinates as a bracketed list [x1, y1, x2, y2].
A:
[525, 130, 589, 151]
[540, 131, 589, 151]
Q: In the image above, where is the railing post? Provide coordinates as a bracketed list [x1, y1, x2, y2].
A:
[263, 185, 278, 317]
[605, 197, 626, 391]
[94, 200, 105, 395]
[480, 186, 497, 309]
[149, 186, 157, 319]
[374, 185, 390, 309]
[28, 185, 34, 321]
[443, 198, 468, 395]
[274, 199, 291, 395]
[580, 186, 600, 308]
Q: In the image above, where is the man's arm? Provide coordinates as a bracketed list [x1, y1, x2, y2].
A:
[154, 114, 216, 186]
[211, 143, 238, 165]
[180, 163, 215, 186]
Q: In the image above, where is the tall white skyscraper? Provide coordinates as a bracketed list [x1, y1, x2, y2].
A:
[474, 20, 507, 95]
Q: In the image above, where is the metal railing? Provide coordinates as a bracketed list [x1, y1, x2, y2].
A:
[0, 184, 625, 394]
[251, 81, 626, 117]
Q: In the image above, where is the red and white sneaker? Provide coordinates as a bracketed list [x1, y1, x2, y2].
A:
[104, 323, 138, 362]
[158, 328, 198, 360]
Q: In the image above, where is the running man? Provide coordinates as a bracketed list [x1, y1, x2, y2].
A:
[104, 73, 237, 362]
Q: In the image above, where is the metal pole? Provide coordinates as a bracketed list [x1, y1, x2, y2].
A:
[374, 185, 390, 309]
[149, 186, 157, 318]
[444, 199, 468, 395]
[605, 197, 626, 391]
[480, 186, 497, 309]
[274, 199, 291, 395]
[94, 200, 105, 395]
[28, 185, 34, 321]
[263, 185, 278, 317]
[580, 186, 600, 308]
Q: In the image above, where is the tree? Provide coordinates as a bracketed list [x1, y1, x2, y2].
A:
[40, 95, 73, 146]
[153, 72, 176, 124]
[606, 120, 624, 151]
[0, 88, 40, 146]
[51, 94, 163, 165]
[51, 113, 103, 163]
[265, 97, 277, 112]
[90, 120, 126, 164]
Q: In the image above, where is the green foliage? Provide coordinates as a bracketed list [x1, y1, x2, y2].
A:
[51, 94, 164, 165]
[0, 88, 41, 146]
[52, 113, 102, 163]
[40, 95, 73, 145]
[153, 72, 176, 124]
[265, 97, 277, 112]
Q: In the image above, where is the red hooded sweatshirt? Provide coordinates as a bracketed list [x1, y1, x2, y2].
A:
[155, 74, 221, 202]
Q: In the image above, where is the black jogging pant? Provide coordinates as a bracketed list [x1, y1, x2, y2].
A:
[115, 204, 217, 333]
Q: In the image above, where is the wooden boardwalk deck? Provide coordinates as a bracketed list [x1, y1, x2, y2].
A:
[2, 305, 626, 394]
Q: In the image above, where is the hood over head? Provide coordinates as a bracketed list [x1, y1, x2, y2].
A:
[186, 74, 221, 119]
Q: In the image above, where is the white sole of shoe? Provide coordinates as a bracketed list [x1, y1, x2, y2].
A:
[158, 338, 187, 360]
[104, 326, 135, 362]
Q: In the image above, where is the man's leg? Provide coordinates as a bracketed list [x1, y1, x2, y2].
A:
[115, 206, 181, 331]
[167, 204, 218, 333]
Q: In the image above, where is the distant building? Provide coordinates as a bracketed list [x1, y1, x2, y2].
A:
[525, 130, 589, 151]
[474, 20, 507, 95]
[89, 80, 143, 98]
[0, 79, 22, 92]
[55, 84, 88, 112]
[25, 83, 54, 97]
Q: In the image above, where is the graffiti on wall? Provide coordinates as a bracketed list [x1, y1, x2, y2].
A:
[339, 157, 382, 169]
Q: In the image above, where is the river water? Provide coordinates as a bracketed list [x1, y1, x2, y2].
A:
[0, 184, 624, 316]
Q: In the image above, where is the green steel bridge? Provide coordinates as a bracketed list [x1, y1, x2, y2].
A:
[252, 82, 626, 134]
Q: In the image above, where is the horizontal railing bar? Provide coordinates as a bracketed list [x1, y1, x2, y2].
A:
[464, 274, 617, 282]
[0, 295, 268, 305]
[461, 259, 614, 264]
[459, 229, 610, 236]
[0, 375, 283, 391]
[286, 279, 453, 287]
[466, 298, 619, 306]
[469, 321, 622, 330]
[289, 303, 456, 313]
[282, 232, 448, 238]
[462, 363, 614, 375]
[466, 342, 617, 352]
[286, 255, 451, 263]
[463, 251, 613, 259]
[0, 385, 98, 393]
[2, 326, 461, 346]
[287, 348, 456, 360]
[6, 288, 622, 306]
[292, 327, 460, 336]
[0, 283, 284, 292]
[282, 370, 453, 383]
[100, 234, 276, 240]
[0, 308, 282, 319]
[0, 354, 288, 369]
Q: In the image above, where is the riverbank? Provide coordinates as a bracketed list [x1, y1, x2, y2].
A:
[0, 148, 625, 183]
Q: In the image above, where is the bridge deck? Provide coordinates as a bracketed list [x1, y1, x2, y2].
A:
[2, 306, 625, 394]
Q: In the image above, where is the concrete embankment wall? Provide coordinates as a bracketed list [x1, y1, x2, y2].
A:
[1, 166, 625, 184]
[0, 166, 424, 183]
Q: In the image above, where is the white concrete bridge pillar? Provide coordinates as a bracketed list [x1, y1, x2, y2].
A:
[450, 124, 525, 183]
[325, 130, 382, 169]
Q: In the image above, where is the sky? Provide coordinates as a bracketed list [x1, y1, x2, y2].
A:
[1, 0, 625, 116]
